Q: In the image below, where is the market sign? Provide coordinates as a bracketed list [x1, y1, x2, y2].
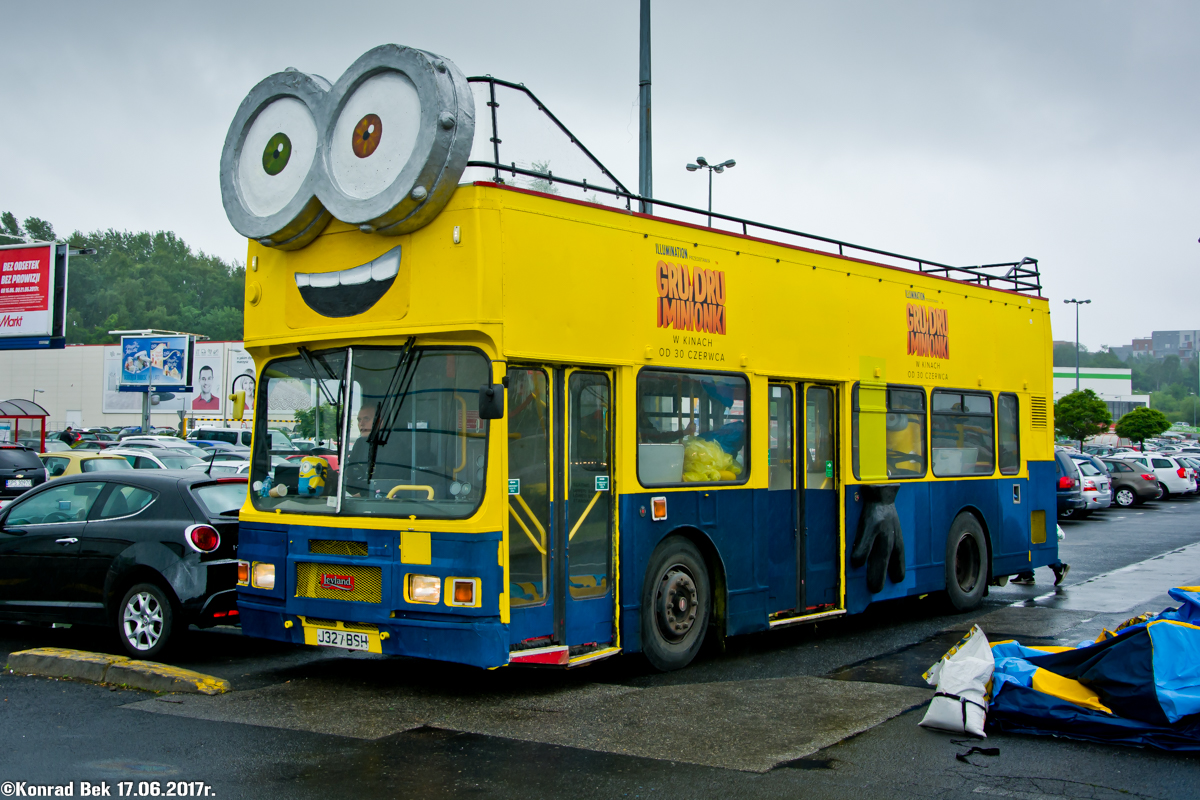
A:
[0, 242, 66, 345]
[119, 334, 193, 390]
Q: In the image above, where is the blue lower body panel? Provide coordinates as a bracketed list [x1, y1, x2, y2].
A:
[236, 522, 508, 669]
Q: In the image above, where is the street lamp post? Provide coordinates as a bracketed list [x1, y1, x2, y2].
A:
[686, 156, 736, 227]
[32, 388, 44, 403]
[1064, 299, 1091, 392]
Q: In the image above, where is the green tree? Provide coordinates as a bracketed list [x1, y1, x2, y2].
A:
[294, 403, 339, 441]
[0, 212, 22, 245]
[22, 216, 56, 242]
[1054, 389, 1112, 449]
[1115, 406, 1171, 450]
[526, 160, 559, 195]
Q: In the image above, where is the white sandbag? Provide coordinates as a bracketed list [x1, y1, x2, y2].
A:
[919, 624, 994, 738]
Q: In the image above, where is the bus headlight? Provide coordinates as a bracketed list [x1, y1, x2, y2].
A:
[408, 574, 441, 604]
[252, 562, 276, 590]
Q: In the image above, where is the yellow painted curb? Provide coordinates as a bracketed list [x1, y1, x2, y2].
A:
[7, 648, 230, 695]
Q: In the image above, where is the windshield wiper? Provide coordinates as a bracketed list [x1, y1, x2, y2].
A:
[369, 337, 420, 448]
[298, 346, 341, 409]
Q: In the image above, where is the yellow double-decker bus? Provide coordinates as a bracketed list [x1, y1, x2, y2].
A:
[225, 45, 1056, 670]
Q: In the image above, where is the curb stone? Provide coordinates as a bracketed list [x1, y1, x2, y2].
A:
[6, 647, 230, 695]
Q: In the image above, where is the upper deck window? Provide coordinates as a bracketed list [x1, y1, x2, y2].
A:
[250, 346, 490, 519]
[931, 391, 994, 477]
[637, 369, 748, 486]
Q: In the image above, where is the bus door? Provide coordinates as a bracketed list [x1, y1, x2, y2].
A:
[766, 383, 798, 614]
[505, 367, 615, 652]
[802, 384, 841, 611]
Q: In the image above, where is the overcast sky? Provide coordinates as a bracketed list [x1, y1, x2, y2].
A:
[3, 1, 1197, 351]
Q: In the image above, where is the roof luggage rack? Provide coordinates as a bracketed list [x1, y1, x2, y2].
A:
[463, 76, 1042, 297]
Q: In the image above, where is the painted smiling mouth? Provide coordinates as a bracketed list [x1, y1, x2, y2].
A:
[294, 245, 401, 318]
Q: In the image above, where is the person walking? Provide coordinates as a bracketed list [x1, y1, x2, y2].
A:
[58, 426, 76, 446]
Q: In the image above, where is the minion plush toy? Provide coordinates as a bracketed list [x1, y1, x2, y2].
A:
[298, 456, 329, 497]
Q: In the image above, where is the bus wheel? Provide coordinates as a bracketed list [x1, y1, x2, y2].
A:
[641, 537, 710, 671]
[945, 513, 987, 612]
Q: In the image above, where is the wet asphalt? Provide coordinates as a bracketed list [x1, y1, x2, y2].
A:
[2, 496, 1200, 798]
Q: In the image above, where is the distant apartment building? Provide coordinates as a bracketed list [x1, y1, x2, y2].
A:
[1151, 330, 1200, 363]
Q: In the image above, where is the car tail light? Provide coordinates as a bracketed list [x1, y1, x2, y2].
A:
[1058, 476, 1075, 489]
[237, 560, 250, 585]
[1082, 478, 1096, 490]
[1142, 474, 1156, 482]
[1178, 467, 1188, 479]
[186, 524, 220, 553]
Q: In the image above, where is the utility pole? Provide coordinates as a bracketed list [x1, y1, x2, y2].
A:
[1064, 299, 1091, 392]
[638, 0, 652, 214]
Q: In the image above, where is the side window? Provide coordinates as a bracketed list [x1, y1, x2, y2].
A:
[997, 393, 1020, 475]
[768, 385, 793, 491]
[1152, 458, 1172, 469]
[43, 457, 68, 477]
[886, 387, 926, 478]
[242, 431, 253, 446]
[931, 391, 995, 477]
[637, 370, 748, 485]
[97, 485, 156, 519]
[136, 456, 160, 469]
[119, 454, 137, 467]
[6, 482, 106, 525]
[852, 384, 925, 480]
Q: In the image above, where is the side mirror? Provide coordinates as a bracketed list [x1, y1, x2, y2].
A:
[478, 384, 505, 420]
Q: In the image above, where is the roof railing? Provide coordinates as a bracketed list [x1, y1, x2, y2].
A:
[465, 76, 1042, 296]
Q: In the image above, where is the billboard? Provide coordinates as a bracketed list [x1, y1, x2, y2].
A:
[0, 242, 66, 346]
[119, 334, 193, 390]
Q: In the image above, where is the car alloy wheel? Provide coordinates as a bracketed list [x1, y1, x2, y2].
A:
[123, 590, 164, 651]
[1114, 488, 1135, 507]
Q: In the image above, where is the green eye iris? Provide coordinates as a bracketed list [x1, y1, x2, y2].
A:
[262, 132, 292, 176]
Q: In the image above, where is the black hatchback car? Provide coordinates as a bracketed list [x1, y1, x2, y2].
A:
[0, 471, 246, 658]
[0, 444, 47, 507]
[1055, 449, 1085, 518]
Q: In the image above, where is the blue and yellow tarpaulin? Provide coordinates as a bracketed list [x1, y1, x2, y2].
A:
[988, 587, 1200, 750]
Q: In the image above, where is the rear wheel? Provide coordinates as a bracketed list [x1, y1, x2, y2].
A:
[945, 512, 987, 612]
[1114, 487, 1136, 508]
[641, 537, 710, 671]
[1159, 482, 1171, 500]
[117, 582, 177, 660]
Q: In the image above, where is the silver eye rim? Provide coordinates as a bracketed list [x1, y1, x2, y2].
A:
[318, 44, 475, 235]
[220, 70, 332, 250]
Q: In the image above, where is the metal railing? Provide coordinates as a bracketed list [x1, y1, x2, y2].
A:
[464, 76, 1042, 296]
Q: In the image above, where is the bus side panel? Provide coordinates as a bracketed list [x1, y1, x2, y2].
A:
[844, 486, 921, 615]
[1027, 459, 1060, 569]
[618, 489, 769, 654]
[994, 475, 1033, 576]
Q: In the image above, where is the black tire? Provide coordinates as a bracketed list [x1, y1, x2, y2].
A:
[117, 582, 177, 660]
[1114, 487, 1136, 508]
[945, 512, 987, 612]
[1158, 482, 1171, 500]
[641, 537, 710, 671]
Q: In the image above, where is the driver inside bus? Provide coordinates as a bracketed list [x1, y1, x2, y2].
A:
[344, 403, 407, 497]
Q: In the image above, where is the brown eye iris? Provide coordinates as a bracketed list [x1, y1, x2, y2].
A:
[352, 113, 382, 158]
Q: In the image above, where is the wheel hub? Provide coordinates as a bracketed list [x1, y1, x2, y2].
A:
[656, 567, 698, 642]
[123, 592, 163, 651]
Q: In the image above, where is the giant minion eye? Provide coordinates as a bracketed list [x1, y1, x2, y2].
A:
[329, 72, 422, 200]
[220, 45, 475, 249]
[221, 71, 331, 250]
[237, 98, 317, 215]
[319, 45, 475, 236]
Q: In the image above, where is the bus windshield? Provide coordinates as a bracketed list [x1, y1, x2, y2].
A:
[249, 346, 490, 519]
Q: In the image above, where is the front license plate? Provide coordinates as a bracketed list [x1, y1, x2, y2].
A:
[5, 479, 31, 488]
[313, 627, 371, 651]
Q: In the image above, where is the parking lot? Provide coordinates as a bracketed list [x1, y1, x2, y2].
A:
[3, 495, 1200, 799]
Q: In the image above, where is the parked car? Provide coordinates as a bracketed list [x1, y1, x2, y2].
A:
[118, 437, 210, 460]
[39, 440, 71, 453]
[106, 448, 205, 471]
[1109, 453, 1197, 499]
[1055, 450, 1086, 519]
[187, 427, 297, 451]
[1069, 454, 1111, 516]
[0, 472, 244, 657]
[0, 445, 47, 509]
[188, 461, 248, 477]
[193, 441, 251, 457]
[1101, 459, 1162, 507]
[40, 451, 133, 479]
